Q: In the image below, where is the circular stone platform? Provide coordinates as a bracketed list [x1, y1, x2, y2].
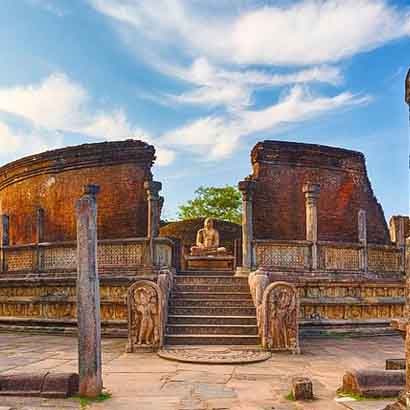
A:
[157, 347, 271, 364]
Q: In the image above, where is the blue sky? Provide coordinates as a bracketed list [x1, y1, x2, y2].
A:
[0, 0, 409, 221]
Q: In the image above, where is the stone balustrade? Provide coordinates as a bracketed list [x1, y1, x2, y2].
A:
[0, 237, 175, 274]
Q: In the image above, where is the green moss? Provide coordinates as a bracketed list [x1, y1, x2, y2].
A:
[285, 391, 295, 401]
[74, 391, 112, 409]
[337, 392, 391, 401]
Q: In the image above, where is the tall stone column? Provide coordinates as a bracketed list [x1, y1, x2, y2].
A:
[303, 183, 320, 270]
[144, 180, 162, 266]
[76, 185, 102, 398]
[358, 209, 368, 273]
[404, 68, 410, 409]
[237, 180, 256, 275]
[0, 215, 9, 273]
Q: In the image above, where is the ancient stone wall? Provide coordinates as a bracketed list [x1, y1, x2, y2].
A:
[249, 141, 390, 244]
[0, 140, 155, 245]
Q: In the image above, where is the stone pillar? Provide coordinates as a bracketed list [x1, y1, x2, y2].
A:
[303, 183, 320, 270]
[34, 208, 45, 272]
[358, 209, 368, 273]
[76, 184, 102, 398]
[144, 180, 162, 266]
[237, 180, 256, 275]
[406, 237, 410, 405]
[0, 215, 9, 273]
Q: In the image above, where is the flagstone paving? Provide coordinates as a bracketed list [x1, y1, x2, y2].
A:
[0, 332, 403, 409]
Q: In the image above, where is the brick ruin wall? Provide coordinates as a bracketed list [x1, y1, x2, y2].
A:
[250, 141, 390, 244]
[0, 140, 155, 245]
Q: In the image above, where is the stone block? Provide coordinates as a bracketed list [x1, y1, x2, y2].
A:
[185, 256, 235, 271]
[0, 372, 79, 398]
[341, 370, 405, 398]
[385, 359, 405, 370]
[292, 377, 313, 400]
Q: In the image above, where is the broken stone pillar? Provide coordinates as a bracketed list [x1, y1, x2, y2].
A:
[237, 180, 256, 275]
[303, 183, 320, 270]
[292, 377, 313, 401]
[144, 180, 162, 266]
[1, 215, 9, 273]
[358, 209, 368, 273]
[76, 184, 102, 398]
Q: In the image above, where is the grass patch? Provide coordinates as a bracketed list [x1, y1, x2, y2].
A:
[74, 391, 112, 409]
[337, 392, 391, 401]
[285, 391, 295, 401]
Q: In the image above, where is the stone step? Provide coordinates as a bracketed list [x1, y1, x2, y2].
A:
[168, 315, 257, 326]
[174, 284, 250, 293]
[178, 271, 235, 277]
[175, 276, 247, 285]
[165, 334, 260, 345]
[172, 292, 253, 300]
[166, 324, 258, 335]
[169, 306, 256, 316]
[169, 299, 255, 307]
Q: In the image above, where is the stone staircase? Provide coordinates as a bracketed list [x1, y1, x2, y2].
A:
[165, 271, 260, 345]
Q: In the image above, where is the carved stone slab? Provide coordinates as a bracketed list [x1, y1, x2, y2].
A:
[261, 281, 300, 354]
[126, 280, 164, 352]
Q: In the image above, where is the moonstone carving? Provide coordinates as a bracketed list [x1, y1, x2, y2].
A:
[261, 281, 300, 354]
[126, 280, 163, 352]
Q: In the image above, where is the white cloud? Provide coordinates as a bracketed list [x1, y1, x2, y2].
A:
[163, 86, 370, 160]
[0, 73, 175, 166]
[90, 0, 410, 66]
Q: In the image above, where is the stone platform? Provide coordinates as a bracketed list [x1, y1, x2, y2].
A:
[185, 255, 235, 271]
[157, 346, 271, 364]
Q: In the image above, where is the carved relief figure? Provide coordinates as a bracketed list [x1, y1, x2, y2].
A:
[262, 282, 299, 354]
[190, 218, 227, 256]
[127, 281, 163, 352]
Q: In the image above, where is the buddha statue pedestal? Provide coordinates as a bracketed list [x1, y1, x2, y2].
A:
[185, 254, 235, 271]
[185, 218, 235, 272]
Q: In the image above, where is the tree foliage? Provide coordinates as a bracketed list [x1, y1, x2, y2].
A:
[178, 185, 242, 224]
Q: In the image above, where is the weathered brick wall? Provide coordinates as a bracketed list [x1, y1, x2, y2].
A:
[0, 140, 155, 245]
[249, 141, 390, 244]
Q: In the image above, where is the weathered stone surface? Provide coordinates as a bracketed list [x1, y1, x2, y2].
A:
[185, 255, 235, 271]
[341, 370, 405, 398]
[0, 372, 78, 398]
[292, 377, 313, 401]
[76, 185, 102, 398]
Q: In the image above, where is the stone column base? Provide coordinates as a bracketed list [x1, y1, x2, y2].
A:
[235, 267, 252, 277]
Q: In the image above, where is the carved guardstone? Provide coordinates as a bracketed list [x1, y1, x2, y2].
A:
[126, 280, 164, 352]
[261, 281, 300, 354]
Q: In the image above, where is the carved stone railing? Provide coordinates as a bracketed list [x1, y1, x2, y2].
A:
[253, 240, 311, 271]
[0, 237, 175, 274]
[253, 239, 405, 275]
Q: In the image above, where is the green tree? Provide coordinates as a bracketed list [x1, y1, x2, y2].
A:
[178, 186, 242, 224]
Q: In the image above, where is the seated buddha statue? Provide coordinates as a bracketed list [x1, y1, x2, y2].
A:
[190, 218, 227, 256]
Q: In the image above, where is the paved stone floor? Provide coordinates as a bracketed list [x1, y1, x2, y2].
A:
[0, 332, 404, 410]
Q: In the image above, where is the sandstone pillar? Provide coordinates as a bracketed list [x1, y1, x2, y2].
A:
[406, 237, 410, 405]
[0, 215, 9, 273]
[237, 180, 256, 275]
[76, 184, 102, 398]
[303, 183, 320, 270]
[144, 180, 162, 266]
[358, 209, 368, 273]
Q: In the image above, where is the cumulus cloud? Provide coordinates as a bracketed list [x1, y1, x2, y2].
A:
[162, 86, 370, 160]
[90, 0, 410, 65]
[0, 73, 175, 166]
